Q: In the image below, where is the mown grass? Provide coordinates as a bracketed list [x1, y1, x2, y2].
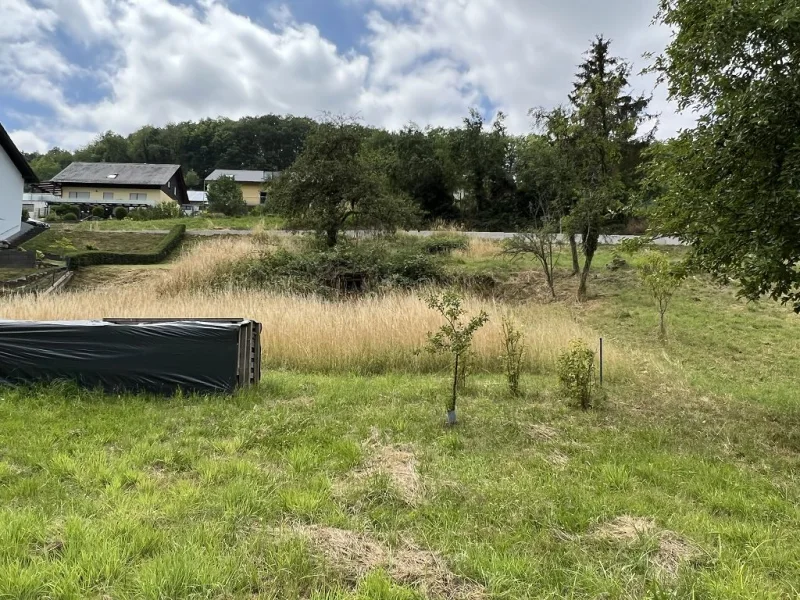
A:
[1, 370, 798, 599]
[21, 230, 166, 255]
[1, 239, 799, 598]
[64, 215, 284, 232]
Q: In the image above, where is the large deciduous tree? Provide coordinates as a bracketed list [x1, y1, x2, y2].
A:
[270, 117, 419, 247]
[650, 0, 800, 311]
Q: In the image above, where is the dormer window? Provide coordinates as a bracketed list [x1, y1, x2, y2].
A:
[107, 174, 118, 179]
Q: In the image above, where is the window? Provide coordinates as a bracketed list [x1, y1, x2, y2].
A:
[68, 191, 90, 200]
[129, 193, 148, 202]
[259, 191, 267, 204]
[106, 174, 118, 179]
[103, 192, 114, 200]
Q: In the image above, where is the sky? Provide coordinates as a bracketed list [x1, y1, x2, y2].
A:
[0, 0, 695, 153]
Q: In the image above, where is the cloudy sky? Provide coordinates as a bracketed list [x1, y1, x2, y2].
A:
[0, 0, 694, 153]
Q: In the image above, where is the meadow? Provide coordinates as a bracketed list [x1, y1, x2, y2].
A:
[0, 237, 798, 599]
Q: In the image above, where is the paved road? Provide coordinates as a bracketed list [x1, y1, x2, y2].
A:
[115, 228, 684, 246]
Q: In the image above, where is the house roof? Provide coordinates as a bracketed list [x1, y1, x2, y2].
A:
[205, 169, 281, 183]
[187, 191, 207, 203]
[0, 122, 38, 183]
[50, 162, 181, 186]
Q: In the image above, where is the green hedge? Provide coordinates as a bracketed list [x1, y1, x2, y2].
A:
[68, 225, 186, 267]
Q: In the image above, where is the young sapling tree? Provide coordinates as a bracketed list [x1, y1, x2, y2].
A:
[503, 226, 562, 299]
[638, 251, 685, 339]
[425, 291, 489, 425]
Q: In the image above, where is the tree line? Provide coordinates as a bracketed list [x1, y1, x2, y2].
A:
[25, 54, 654, 234]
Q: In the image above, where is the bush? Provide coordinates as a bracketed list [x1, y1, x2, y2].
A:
[62, 213, 78, 222]
[420, 234, 470, 255]
[21, 209, 29, 222]
[91, 206, 105, 218]
[223, 237, 447, 295]
[557, 339, 595, 409]
[54, 204, 80, 217]
[128, 203, 182, 221]
[68, 225, 186, 267]
[113, 207, 128, 220]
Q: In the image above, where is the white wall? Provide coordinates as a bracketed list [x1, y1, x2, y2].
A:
[0, 145, 24, 241]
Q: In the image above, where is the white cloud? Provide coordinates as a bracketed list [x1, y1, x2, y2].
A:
[2, 0, 695, 152]
[8, 130, 51, 154]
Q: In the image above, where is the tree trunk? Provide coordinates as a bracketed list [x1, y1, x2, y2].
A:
[546, 274, 556, 299]
[569, 235, 580, 276]
[449, 354, 459, 416]
[577, 231, 599, 302]
[326, 228, 338, 248]
[659, 312, 666, 339]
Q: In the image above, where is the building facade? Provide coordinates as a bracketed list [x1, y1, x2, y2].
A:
[0, 123, 37, 241]
[46, 163, 189, 208]
[204, 170, 281, 207]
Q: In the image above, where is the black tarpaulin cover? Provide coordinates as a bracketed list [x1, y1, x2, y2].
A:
[0, 319, 245, 394]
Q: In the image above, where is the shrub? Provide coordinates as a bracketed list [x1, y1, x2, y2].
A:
[68, 225, 186, 267]
[21, 209, 29, 222]
[54, 204, 80, 217]
[557, 339, 595, 410]
[501, 316, 525, 396]
[91, 206, 105, 218]
[62, 213, 78, 222]
[128, 203, 182, 221]
[420, 234, 469, 255]
[113, 207, 128, 220]
[223, 238, 446, 295]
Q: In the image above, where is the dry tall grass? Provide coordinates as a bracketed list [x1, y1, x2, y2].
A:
[155, 237, 260, 295]
[455, 237, 503, 260]
[0, 237, 626, 376]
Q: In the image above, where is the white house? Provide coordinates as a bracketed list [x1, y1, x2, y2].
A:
[0, 122, 37, 242]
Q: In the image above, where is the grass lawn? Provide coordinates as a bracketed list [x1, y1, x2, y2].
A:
[1, 242, 799, 598]
[64, 215, 284, 232]
[0, 267, 40, 282]
[21, 230, 168, 256]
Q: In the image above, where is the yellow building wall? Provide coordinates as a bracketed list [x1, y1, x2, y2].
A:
[60, 186, 177, 205]
[239, 183, 264, 206]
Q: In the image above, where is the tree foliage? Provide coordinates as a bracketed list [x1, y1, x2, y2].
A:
[638, 251, 685, 338]
[24, 103, 654, 232]
[650, 0, 800, 311]
[270, 117, 419, 247]
[207, 175, 247, 216]
[425, 291, 489, 423]
[532, 37, 652, 300]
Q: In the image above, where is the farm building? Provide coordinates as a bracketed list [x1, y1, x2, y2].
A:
[42, 163, 189, 209]
[204, 169, 281, 207]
